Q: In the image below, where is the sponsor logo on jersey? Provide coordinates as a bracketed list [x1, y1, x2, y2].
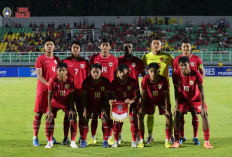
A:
[54, 60, 57, 64]
[3, 7, 12, 18]
[160, 58, 164, 62]
[109, 62, 113, 67]
[127, 86, 131, 91]
[190, 80, 194, 85]
[45, 61, 50, 63]
[132, 63, 136, 67]
[158, 84, 162, 89]
[65, 84, 69, 89]
[100, 87, 105, 91]
[190, 62, 195, 67]
[68, 65, 73, 67]
[80, 64, 85, 68]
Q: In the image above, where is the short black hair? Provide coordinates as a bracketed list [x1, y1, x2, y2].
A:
[44, 36, 55, 45]
[182, 38, 191, 44]
[123, 41, 133, 49]
[71, 40, 82, 48]
[178, 56, 190, 64]
[153, 36, 161, 41]
[147, 62, 160, 70]
[117, 64, 129, 72]
[57, 62, 67, 69]
[100, 38, 111, 45]
[90, 63, 102, 71]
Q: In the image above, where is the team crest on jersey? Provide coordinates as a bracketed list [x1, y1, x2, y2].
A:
[158, 84, 162, 89]
[100, 87, 105, 91]
[109, 62, 113, 67]
[132, 63, 136, 67]
[80, 64, 85, 68]
[54, 60, 57, 64]
[190, 62, 195, 67]
[160, 58, 164, 62]
[65, 84, 69, 89]
[190, 81, 194, 85]
[127, 86, 131, 91]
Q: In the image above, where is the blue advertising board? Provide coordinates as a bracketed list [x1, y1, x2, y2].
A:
[0, 66, 232, 77]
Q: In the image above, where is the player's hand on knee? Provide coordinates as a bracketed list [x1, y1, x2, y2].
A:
[45, 112, 53, 122]
[174, 106, 180, 117]
[138, 106, 144, 115]
[200, 107, 208, 118]
[165, 110, 172, 118]
[69, 110, 77, 121]
[83, 109, 88, 120]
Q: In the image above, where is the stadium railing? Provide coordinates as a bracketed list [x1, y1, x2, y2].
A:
[0, 51, 232, 63]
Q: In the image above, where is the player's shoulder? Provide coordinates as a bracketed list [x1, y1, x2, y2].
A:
[173, 54, 182, 61]
[159, 75, 168, 83]
[53, 55, 60, 60]
[36, 54, 45, 60]
[109, 54, 118, 60]
[142, 74, 150, 82]
[144, 52, 152, 57]
[118, 56, 124, 60]
[62, 56, 72, 62]
[191, 69, 201, 76]
[101, 76, 110, 84]
[90, 53, 99, 59]
[191, 54, 202, 61]
[173, 69, 181, 76]
[161, 51, 173, 58]
[67, 75, 74, 82]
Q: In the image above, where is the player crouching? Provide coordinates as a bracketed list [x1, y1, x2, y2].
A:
[109, 64, 141, 148]
[45, 62, 78, 148]
[138, 63, 172, 148]
[81, 63, 111, 148]
[172, 56, 213, 149]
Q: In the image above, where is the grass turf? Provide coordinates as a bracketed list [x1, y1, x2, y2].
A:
[0, 77, 232, 157]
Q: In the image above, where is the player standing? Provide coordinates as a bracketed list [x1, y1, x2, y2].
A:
[171, 56, 213, 149]
[45, 62, 77, 148]
[173, 40, 205, 145]
[33, 37, 60, 146]
[138, 63, 172, 148]
[62, 41, 89, 145]
[141, 38, 173, 143]
[109, 64, 140, 148]
[81, 63, 111, 148]
[89, 38, 118, 145]
[117, 41, 145, 143]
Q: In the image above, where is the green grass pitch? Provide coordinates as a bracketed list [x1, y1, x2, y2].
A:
[0, 77, 232, 157]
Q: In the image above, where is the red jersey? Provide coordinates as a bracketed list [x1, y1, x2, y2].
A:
[172, 69, 203, 103]
[173, 54, 203, 71]
[89, 53, 118, 82]
[48, 76, 74, 106]
[141, 75, 169, 105]
[118, 56, 144, 83]
[62, 56, 89, 93]
[35, 54, 60, 95]
[82, 76, 110, 106]
[111, 76, 139, 101]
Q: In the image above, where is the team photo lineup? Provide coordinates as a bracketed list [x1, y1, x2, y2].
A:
[32, 36, 212, 149]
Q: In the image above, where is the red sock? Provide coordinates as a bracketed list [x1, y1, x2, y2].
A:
[78, 118, 84, 140]
[108, 119, 113, 137]
[45, 119, 54, 141]
[102, 121, 109, 141]
[203, 129, 210, 141]
[130, 114, 138, 142]
[180, 116, 185, 137]
[165, 129, 171, 140]
[33, 115, 41, 137]
[91, 118, 98, 137]
[174, 130, 180, 142]
[192, 116, 199, 137]
[63, 115, 70, 138]
[113, 122, 120, 141]
[138, 129, 144, 140]
[82, 121, 89, 141]
[71, 121, 77, 141]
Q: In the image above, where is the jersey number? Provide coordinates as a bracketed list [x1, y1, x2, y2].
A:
[152, 91, 158, 96]
[183, 86, 189, 92]
[95, 92, 101, 98]
[75, 68, 78, 75]
[60, 90, 66, 96]
[52, 66, 56, 72]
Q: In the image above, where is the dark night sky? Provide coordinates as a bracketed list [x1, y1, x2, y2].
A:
[1, 0, 232, 16]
